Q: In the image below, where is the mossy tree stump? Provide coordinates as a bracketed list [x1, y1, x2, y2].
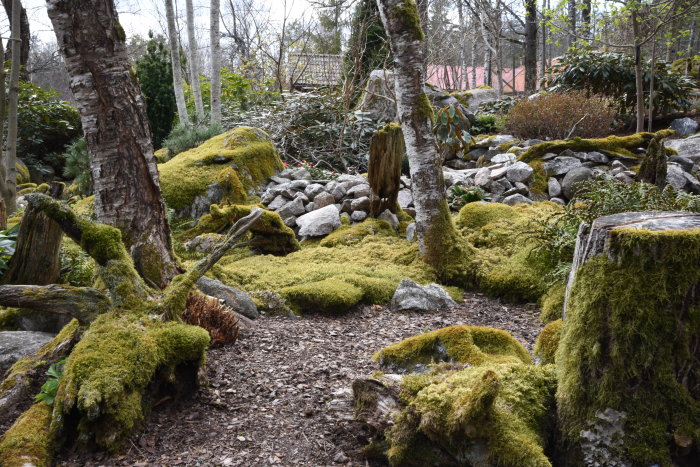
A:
[557, 211, 700, 465]
[368, 123, 404, 217]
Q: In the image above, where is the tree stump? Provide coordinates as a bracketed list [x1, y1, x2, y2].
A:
[557, 211, 700, 465]
[368, 123, 404, 217]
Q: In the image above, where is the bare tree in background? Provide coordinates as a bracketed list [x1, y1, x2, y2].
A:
[165, 0, 189, 123]
[186, 0, 205, 120]
[1, 0, 29, 80]
[1, 0, 22, 214]
[210, 0, 222, 124]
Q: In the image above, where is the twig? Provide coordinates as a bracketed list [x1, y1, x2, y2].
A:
[566, 113, 590, 139]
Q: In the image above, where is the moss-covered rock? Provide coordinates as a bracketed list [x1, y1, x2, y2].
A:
[374, 325, 531, 373]
[0, 402, 53, 467]
[159, 127, 282, 218]
[534, 319, 561, 365]
[319, 218, 397, 247]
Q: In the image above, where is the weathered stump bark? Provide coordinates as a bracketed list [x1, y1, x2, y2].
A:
[558, 211, 700, 465]
[0, 199, 6, 230]
[368, 123, 404, 217]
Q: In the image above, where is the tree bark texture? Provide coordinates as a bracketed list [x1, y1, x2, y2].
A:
[186, 0, 205, 121]
[632, 10, 645, 133]
[368, 123, 403, 217]
[1, 0, 29, 80]
[558, 211, 700, 465]
[376, 0, 469, 282]
[210, 0, 222, 125]
[3, 0, 22, 214]
[524, 0, 538, 93]
[46, 0, 180, 288]
[166, 0, 189, 123]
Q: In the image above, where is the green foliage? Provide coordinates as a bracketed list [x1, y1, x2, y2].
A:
[506, 91, 617, 140]
[135, 32, 176, 149]
[470, 114, 502, 135]
[477, 95, 517, 115]
[0, 224, 19, 272]
[162, 122, 223, 159]
[17, 81, 81, 176]
[34, 359, 66, 405]
[60, 239, 96, 287]
[545, 50, 694, 118]
[433, 104, 473, 156]
[447, 184, 486, 209]
[292, 160, 338, 180]
[670, 56, 700, 84]
[62, 138, 92, 196]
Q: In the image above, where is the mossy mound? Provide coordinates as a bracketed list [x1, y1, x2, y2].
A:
[458, 202, 562, 302]
[211, 235, 434, 314]
[539, 283, 565, 323]
[534, 319, 562, 365]
[53, 313, 210, 451]
[0, 402, 53, 467]
[159, 127, 282, 216]
[386, 362, 557, 466]
[373, 325, 531, 373]
[181, 203, 299, 255]
[319, 218, 397, 247]
[518, 129, 675, 163]
[16, 160, 30, 185]
[557, 227, 700, 465]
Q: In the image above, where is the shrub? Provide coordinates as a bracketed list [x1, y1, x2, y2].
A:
[183, 294, 240, 348]
[470, 114, 502, 135]
[477, 95, 517, 115]
[505, 91, 616, 140]
[162, 122, 223, 159]
[448, 184, 486, 209]
[63, 138, 92, 196]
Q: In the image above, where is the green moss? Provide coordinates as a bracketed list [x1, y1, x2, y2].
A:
[450, 90, 472, 107]
[456, 202, 518, 231]
[421, 201, 473, 286]
[36, 183, 50, 194]
[281, 278, 364, 314]
[529, 160, 548, 196]
[54, 313, 210, 451]
[534, 319, 561, 365]
[320, 218, 397, 247]
[557, 226, 700, 465]
[373, 325, 531, 372]
[0, 403, 53, 467]
[413, 93, 434, 124]
[518, 130, 676, 163]
[72, 196, 95, 218]
[159, 127, 282, 212]
[498, 140, 520, 152]
[0, 307, 20, 330]
[386, 363, 557, 466]
[113, 22, 126, 42]
[391, 0, 425, 40]
[15, 160, 30, 184]
[539, 282, 565, 323]
[154, 148, 170, 163]
[182, 203, 299, 255]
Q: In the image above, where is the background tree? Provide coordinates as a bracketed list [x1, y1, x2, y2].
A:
[136, 32, 177, 149]
[185, 0, 205, 121]
[165, 0, 189, 123]
[211, 0, 222, 124]
[345, 0, 389, 99]
[1, 0, 29, 80]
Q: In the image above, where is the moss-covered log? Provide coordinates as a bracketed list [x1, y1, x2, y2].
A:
[557, 211, 700, 465]
[0, 285, 111, 325]
[0, 402, 53, 467]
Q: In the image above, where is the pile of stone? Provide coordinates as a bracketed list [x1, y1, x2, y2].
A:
[260, 169, 409, 237]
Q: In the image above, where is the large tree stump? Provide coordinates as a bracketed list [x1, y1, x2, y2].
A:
[368, 123, 404, 217]
[557, 211, 700, 465]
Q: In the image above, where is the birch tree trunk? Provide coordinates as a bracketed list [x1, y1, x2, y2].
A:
[186, 0, 205, 121]
[46, 0, 180, 288]
[210, 0, 222, 125]
[632, 9, 645, 133]
[3, 0, 22, 214]
[0, 36, 10, 215]
[1, 0, 29, 80]
[524, 0, 538, 93]
[375, 0, 469, 282]
[166, 0, 189, 123]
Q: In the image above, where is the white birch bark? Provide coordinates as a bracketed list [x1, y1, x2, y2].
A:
[166, 0, 189, 123]
[186, 0, 205, 121]
[210, 0, 222, 125]
[4, 0, 22, 213]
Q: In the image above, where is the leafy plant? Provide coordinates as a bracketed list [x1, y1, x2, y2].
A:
[506, 91, 617, 140]
[60, 244, 95, 287]
[470, 115, 501, 135]
[162, 122, 223, 159]
[35, 359, 66, 405]
[0, 224, 19, 272]
[448, 184, 486, 209]
[477, 95, 517, 115]
[63, 138, 92, 196]
[290, 160, 339, 180]
[545, 50, 694, 119]
[434, 104, 473, 158]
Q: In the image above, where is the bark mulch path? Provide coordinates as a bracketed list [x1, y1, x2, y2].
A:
[56, 293, 543, 467]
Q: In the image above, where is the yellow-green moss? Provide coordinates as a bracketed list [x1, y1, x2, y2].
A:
[281, 278, 364, 314]
[373, 325, 531, 372]
[529, 160, 548, 196]
[518, 130, 676, 163]
[456, 202, 518, 231]
[450, 90, 472, 107]
[54, 313, 210, 451]
[0, 307, 20, 330]
[72, 195, 95, 218]
[413, 92, 434, 124]
[387, 362, 557, 466]
[15, 160, 30, 184]
[539, 282, 565, 323]
[391, 0, 424, 40]
[154, 148, 170, 163]
[319, 218, 397, 247]
[534, 319, 561, 365]
[498, 140, 520, 152]
[421, 201, 473, 286]
[159, 127, 282, 212]
[556, 227, 700, 465]
[0, 402, 53, 467]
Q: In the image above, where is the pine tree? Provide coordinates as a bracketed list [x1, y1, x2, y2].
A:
[344, 0, 389, 99]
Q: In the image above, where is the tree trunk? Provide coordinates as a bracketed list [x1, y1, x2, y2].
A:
[632, 10, 645, 133]
[3, 0, 21, 214]
[1, 0, 29, 81]
[580, 0, 591, 40]
[166, 0, 189, 123]
[647, 38, 657, 132]
[375, 0, 470, 283]
[210, 0, 222, 125]
[568, 0, 577, 46]
[540, 0, 547, 81]
[368, 123, 403, 217]
[186, 0, 205, 121]
[0, 37, 8, 218]
[46, 0, 180, 289]
[524, 0, 538, 93]
[0, 200, 5, 230]
[558, 211, 700, 465]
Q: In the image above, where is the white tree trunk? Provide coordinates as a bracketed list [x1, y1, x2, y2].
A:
[210, 0, 222, 125]
[376, 0, 468, 281]
[186, 0, 205, 121]
[166, 0, 189, 124]
[4, 0, 22, 213]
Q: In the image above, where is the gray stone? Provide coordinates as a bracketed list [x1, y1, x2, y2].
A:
[614, 172, 635, 184]
[391, 279, 457, 312]
[489, 166, 509, 180]
[277, 169, 295, 179]
[267, 194, 289, 211]
[666, 165, 688, 190]
[541, 152, 558, 161]
[506, 161, 534, 183]
[291, 168, 312, 180]
[474, 168, 492, 188]
[294, 192, 309, 203]
[665, 135, 700, 161]
[261, 189, 277, 205]
[351, 210, 368, 222]
[398, 189, 413, 208]
[305, 202, 315, 212]
[473, 134, 516, 149]
[0, 331, 55, 374]
[378, 209, 399, 230]
[491, 153, 516, 164]
[561, 167, 594, 200]
[491, 178, 513, 196]
[337, 174, 367, 184]
[297, 205, 341, 237]
[269, 175, 290, 185]
[503, 184, 528, 197]
[329, 183, 347, 201]
[276, 197, 306, 218]
[611, 160, 627, 169]
[347, 184, 370, 198]
[669, 117, 699, 137]
[351, 196, 371, 212]
[669, 156, 694, 172]
[550, 197, 566, 206]
[313, 191, 336, 210]
[184, 233, 226, 253]
[581, 151, 609, 164]
[290, 180, 310, 190]
[340, 198, 353, 213]
[683, 172, 700, 195]
[197, 276, 259, 319]
[548, 177, 562, 198]
[406, 223, 416, 242]
[284, 216, 297, 227]
[304, 183, 326, 199]
[544, 156, 582, 176]
[502, 193, 532, 205]
[445, 159, 473, 170]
